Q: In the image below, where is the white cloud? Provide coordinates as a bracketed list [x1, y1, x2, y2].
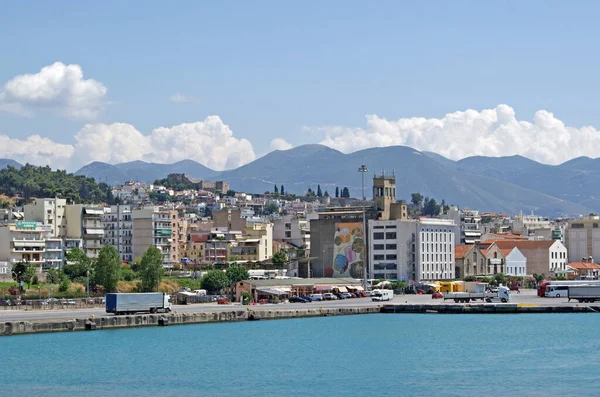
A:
[313, 104, 600, 165]
[270, 138, 293, 151]
[69, 116, 255, 171]
[168, 93, 199, 103]
[0, 135, 74, 169]
[0, 62, 107, 119]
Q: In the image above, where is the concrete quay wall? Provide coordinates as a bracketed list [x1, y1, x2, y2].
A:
[380, 303, 600, 314]
[1, 306, 381, 336]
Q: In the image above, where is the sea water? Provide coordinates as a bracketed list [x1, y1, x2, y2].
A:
[3, 313, 600, 397]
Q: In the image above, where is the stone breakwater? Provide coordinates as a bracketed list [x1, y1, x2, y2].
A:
[0, 306, 381, 336]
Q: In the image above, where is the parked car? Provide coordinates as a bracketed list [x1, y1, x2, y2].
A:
[432, 292, 444, 299]
[290, 296, 310, 303]
[341, 292, 353, 299]
[322, 293, 337, 300]
[310, 294, 324, 301]
[217, 298, 229, 304]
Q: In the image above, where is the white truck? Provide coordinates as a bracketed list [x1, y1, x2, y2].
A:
[105, 293, 172, 315]
[567, 285, 600, 303]
[372, 289, 394, 302]
[444, 286, 511, 303]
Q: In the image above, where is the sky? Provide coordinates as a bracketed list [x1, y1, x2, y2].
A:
[2, 1, 600, 171]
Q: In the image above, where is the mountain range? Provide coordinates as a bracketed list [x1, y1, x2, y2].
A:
[3, 144, 599, 217]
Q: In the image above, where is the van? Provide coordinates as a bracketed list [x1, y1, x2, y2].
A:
[371, 289, 394, 302]
[310, 293, 324, 301]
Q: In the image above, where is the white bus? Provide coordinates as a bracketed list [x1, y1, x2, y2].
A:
[545, 285, 570, 298]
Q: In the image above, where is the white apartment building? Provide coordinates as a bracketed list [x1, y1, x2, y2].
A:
[443, 207, 481, 244]
[103, 205, 134, 263]
[368, 218, 458, 282]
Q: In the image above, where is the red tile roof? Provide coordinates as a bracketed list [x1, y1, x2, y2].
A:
[568, 262, 600, 270]
[492, 240, 556, 251]
[454, 245, 472, 259]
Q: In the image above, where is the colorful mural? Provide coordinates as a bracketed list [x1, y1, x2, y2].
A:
[328, 222, 364, 278]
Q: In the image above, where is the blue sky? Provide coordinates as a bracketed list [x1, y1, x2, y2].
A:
[1, 1, 600, 170]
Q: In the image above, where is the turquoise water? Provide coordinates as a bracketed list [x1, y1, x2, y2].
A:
[4, 314, 600, 396]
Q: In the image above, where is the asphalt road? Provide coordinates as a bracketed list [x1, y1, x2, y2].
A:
[0, 290, 582, 322]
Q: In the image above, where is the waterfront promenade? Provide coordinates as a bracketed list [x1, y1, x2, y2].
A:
[0, 289, 592, 323]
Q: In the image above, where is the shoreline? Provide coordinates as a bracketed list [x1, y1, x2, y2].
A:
[2, 301, 600, 336]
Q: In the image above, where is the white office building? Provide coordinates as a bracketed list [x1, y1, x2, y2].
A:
[368, 218, 458, 282]
[103, 205, 134, 263]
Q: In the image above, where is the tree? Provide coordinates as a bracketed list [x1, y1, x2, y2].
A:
[201, 270, 229, 293]
[422, 197, 440, 216]
[94, 246, 122, 292]
[493, 273, 507, 286]
[532, 273, 545, 286]
[139, 246, 164, 292]
[272, 251, 287, 266]
[226, 189, 236, 197]
[263, 201, 279, 215]
[64, 247, 92, 281]
[317, 185, 322, 197]
[324, 190, 329, 197]
[411, 193, 423, 207]
[307, 187, 313, 196]
[335, 186, 339, 198]
[225, 266, 249, 284]
[274, 184, 279, 194]
[341, 187, 350, 198]
[12, 261, 29, 283]
[280, 185, 285, 195]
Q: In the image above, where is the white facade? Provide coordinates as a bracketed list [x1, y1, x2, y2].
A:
[549, 240, 569, 272]
[505, 247, 527, 276]
[0, 221, 52, 268]
[368, 218, 458, 282]
[103, 205, 134, 263]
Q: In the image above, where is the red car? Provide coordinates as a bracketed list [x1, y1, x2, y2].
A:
[431, 292, 444, 299]
[217, 298, 229, 304]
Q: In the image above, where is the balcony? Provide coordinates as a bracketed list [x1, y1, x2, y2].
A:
[13, 239, 46, 248]
[12, 247, 45, 253]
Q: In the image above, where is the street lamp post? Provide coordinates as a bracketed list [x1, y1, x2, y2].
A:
[358, 163, 369, 291]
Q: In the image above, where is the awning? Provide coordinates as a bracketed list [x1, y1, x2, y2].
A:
[257, 288, 288, 296]
[335, 286, 348, 293]
[315, 285, 332, 291]
[348, 285, 364, 291]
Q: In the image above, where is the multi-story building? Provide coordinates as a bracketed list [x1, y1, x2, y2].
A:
[44, 237, 64, 270]
[482, 239, 567, 276]
[132, 207, 178, 268]
[566, 216, 600, 263]
[273, 214, 310, 251]
[242, 222, 273, 262]
[213, 208, 246, 232]
[0, 221, 52, 269]
[443, 207, 482, 244]
[65, 204, 105, 259]
[512, 214, 551, 237]
[368, 218, 458, 282]
[23, 198, 67, 237]
[103, 205, 133, 263]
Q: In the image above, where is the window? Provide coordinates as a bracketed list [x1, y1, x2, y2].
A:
[374, 232, 384, 240]
[386, 225, 397, 229]
[386, 254, 397, 260]
[374, 254, 384, 260]
[386, 232, 396, 239]
[386, 244, 397, 250]
[374, 244, 384, 250]
[374, 226, 384, 229]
